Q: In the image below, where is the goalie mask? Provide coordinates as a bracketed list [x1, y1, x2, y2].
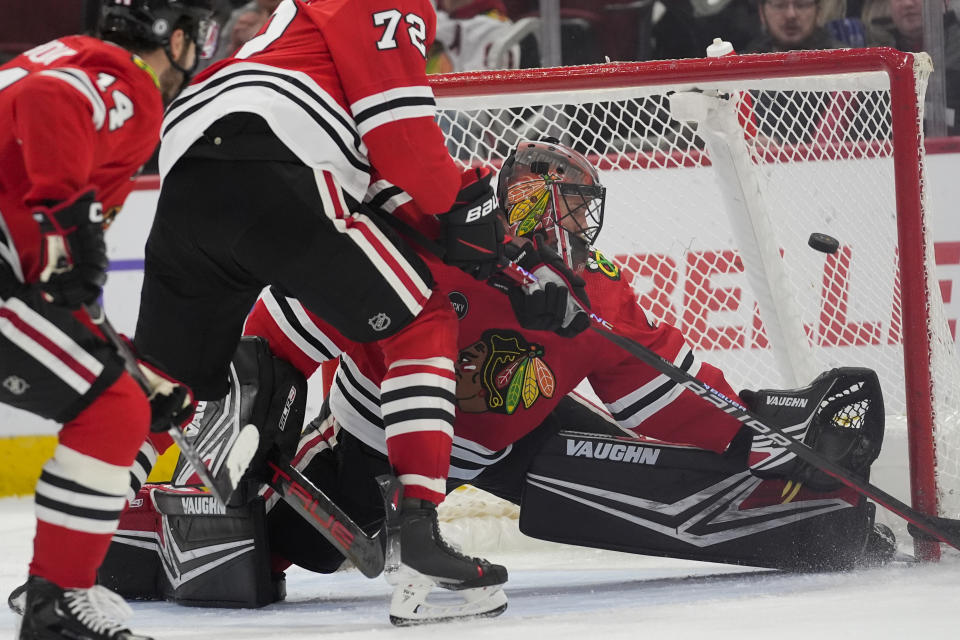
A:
[497, 140, 605, 271]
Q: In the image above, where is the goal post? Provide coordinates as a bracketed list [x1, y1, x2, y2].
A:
[429, 48, 960, 561]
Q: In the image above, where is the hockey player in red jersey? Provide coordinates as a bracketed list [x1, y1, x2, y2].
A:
[99, 139, 891, 622]
[131, 0, 530, 620]
[0, 1, 215, 638]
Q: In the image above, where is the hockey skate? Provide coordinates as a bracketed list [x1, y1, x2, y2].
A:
[17, 576, 152, 640]
[378, 477, 508, 625]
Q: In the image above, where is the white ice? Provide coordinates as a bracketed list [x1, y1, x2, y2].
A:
[2, 497, 959, 640]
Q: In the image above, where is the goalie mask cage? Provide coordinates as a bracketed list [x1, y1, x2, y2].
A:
[429, 48, 960, 561]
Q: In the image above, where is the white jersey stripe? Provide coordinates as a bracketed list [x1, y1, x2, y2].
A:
[0, 309, 92, 394]
[6, 298, 105, 377]
[35, 478, 128, 512]
[350, 85, 435, 116]
[35, 504, 120, 535]
[388, 356, 455, 371]
[47, 445, 131, 493]
[355, 104, 437, 137]
[160, 62, 371, 200]
[381, 371, 456, 394]
[258, 289, 339, 364]
[605, 345, 692, 413]
[397, 474, 447, 494]
[313, 171, 428, 315]
[39, 68, 106, 130]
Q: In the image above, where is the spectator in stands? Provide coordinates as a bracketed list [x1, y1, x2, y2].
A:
[865, 0, 960, 133]
[209, 0, 279, 62]
[653, 0, 762, 60]
[744, 0, 844, 52]
[432, 0, 522, 71]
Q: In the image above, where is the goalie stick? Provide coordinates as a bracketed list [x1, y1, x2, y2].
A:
[265, 459, 390, 578]
[498, 261, 960, 552]
[367, 206, 960, 550]
[83, 302, 230, 504]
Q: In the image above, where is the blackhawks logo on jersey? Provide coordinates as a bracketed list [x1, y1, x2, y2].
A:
[585, 249, 620, 280]
[455, 329, 556, 415]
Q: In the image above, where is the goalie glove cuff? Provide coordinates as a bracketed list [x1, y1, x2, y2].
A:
[137, 359, 197, 433]
[500, 236, 591, 337]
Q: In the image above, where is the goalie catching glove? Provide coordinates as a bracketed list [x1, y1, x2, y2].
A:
[440, 167, 508, 280]
[739, 367, 885, 491]
[491, 234, 591, 337]
[34, 190, 109, 309]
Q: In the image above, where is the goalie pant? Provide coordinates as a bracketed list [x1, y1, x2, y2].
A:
[100, 391, 880, 610]
[0, 37, 163, 592]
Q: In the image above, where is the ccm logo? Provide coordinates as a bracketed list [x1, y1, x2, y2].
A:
[464, 198, 496, 223]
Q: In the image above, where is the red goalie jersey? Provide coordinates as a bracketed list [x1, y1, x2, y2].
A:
[160, 0, 461, 215]
[245, 213, 749, 486]
[0, 36, 162, 283]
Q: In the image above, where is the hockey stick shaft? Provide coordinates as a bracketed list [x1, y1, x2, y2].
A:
[265, 459, 385, 578]
[83, 302, 228, 503]
[487, 261, 960, 549]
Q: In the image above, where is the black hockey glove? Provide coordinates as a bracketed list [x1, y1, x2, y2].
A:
[493, 235, 591, 337]
[34, 190, 108, 309]
[121, 338, 197, 433]
[440, 167, 507, 280]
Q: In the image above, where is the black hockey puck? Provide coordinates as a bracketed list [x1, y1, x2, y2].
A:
[808, 232, 840, 254]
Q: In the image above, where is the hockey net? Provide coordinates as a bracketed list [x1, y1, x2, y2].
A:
[429, 48, 960, 560]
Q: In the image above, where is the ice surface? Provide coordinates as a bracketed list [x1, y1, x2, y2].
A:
[2, 497, 958, 639]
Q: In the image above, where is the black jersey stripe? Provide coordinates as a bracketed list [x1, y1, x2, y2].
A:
[610, 350, 696, 422]
[366, 184, 405, 211]
[34, 494, 123, 521]
[166, 67, 362, 152]
[334, 374, 384, 429]
[352, 95, 437, 125]
[383, 407, 455, 426]
[163, 77, 368, 172]
[38, 470, 118, 497]
[337, 359, 381, 406]
[269, 289, 336, 361]
[381, 385, 456, 405]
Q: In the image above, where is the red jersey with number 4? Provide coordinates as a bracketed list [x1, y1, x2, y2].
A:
[160, 0, 461, 215]
[0, 36, 162, 283]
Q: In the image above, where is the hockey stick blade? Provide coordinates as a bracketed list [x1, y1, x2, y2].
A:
[266, 459, 385, 578]
[907, 516, 960, 543]
[83, 302, 228, 504]
[590, 324, 960, 551]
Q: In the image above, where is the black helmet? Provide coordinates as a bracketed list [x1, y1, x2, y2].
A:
[98, 0, 218, 60]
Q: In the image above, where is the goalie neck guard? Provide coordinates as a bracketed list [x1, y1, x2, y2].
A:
[497, 139, 606, 271]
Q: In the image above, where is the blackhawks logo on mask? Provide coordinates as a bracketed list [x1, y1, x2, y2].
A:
[455, 329, 556, 414]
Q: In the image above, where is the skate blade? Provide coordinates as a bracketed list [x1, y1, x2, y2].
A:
[389, 583, 508, 626]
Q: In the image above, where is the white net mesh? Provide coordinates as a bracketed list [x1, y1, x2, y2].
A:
[433, 52, 960, 535]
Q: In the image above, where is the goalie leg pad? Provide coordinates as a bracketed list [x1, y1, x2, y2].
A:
[173, 336, 307, 505]
[520, 431, 880, 571]
[98, 484, 284, 608]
